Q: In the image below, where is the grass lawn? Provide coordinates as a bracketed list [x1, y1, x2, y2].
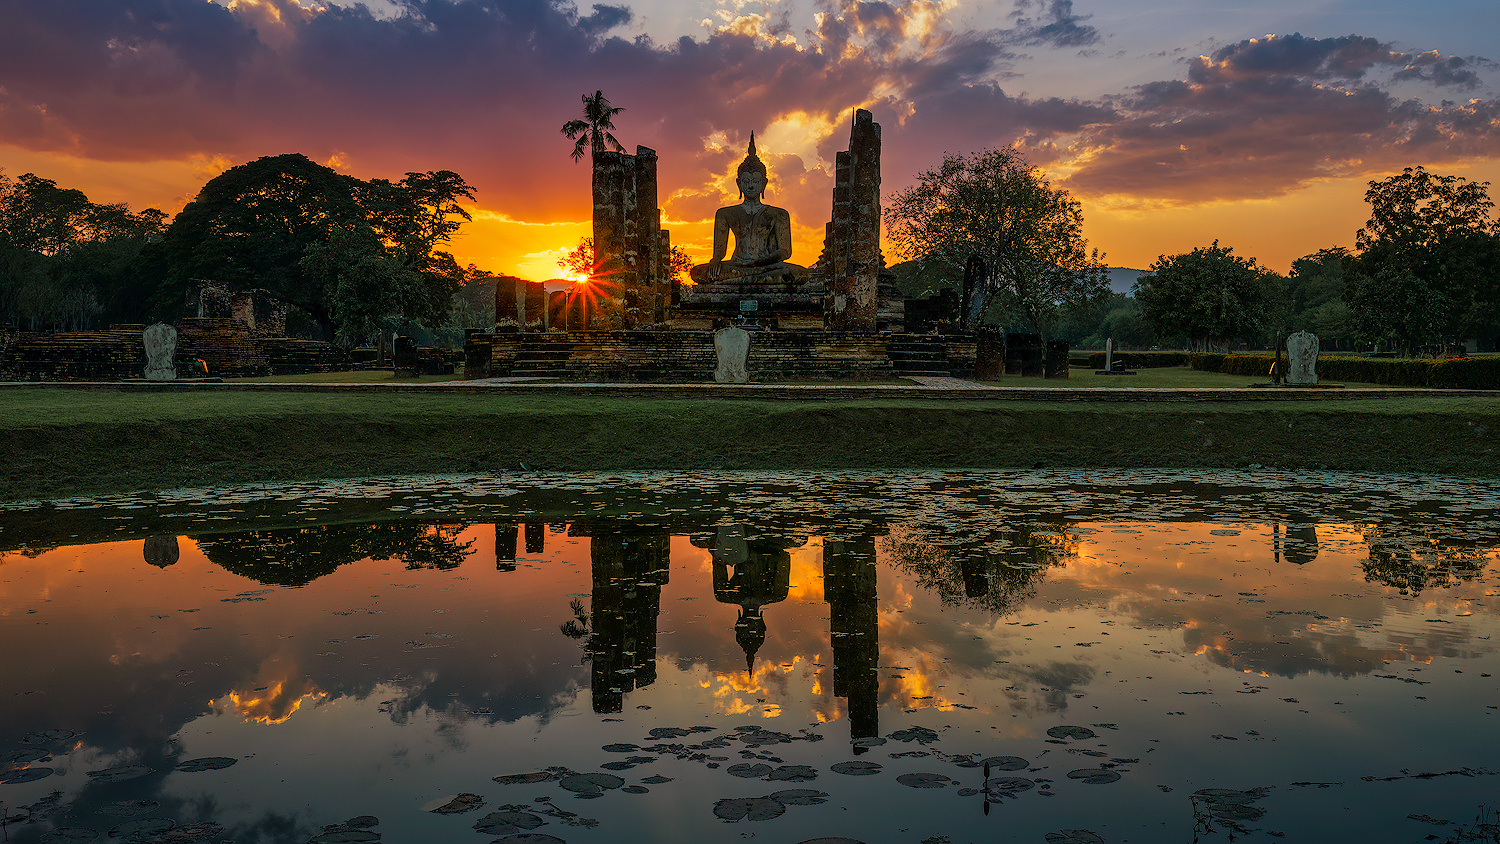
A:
[224, 369, 469, 384]
[987, 366, 1398, 389]
[4, 387, 1499, 502]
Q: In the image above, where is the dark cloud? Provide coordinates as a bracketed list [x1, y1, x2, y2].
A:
[1393, 50, 1486, 89]
[578, 2, 633, 35]
[1061, 35, 1500, 202]
[1005, 0, 1101, 49]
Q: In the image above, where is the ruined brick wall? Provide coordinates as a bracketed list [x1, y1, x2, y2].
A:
[593, 147, 671, 328]
[822, 110, 882, 332]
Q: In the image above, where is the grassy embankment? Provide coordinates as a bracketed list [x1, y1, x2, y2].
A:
[4, 380, 1499, 502]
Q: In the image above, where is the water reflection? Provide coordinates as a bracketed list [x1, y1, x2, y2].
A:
[0, 470, 1498, 844]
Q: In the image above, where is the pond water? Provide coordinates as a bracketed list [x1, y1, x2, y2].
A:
[1, 469, 1498, 844]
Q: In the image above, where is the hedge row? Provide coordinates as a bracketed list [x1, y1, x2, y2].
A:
[1085, 351, 1194, 369]
[1188, 353, 1500, 389]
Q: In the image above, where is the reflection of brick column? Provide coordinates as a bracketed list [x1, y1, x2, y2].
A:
[824, 536, 879, 745]
[575, 525, 670, 713]
[524, 522, 546, 555]
[824, 110, 882, 332]
[495, 522, 517, 572]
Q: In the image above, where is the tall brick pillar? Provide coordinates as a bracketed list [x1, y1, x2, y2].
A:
[823, 109, 882, 332]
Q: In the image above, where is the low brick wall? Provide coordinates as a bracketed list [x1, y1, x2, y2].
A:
[464, 330, 981, 382]
[1, 320, 349, 381]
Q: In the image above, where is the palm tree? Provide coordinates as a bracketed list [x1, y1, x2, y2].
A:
[561, 90, 627, 163]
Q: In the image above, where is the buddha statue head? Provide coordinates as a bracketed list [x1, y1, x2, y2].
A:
[736, 134, 768, 201]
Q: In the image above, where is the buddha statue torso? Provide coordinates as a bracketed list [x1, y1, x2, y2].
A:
[688, 135, 809, 287]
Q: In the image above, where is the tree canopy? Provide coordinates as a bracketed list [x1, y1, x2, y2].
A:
[150, 154, 475, 341]
[885, 147, 1107, 341]
[1345, 166, 1500, 355]
[1134, 241, 1280, 352]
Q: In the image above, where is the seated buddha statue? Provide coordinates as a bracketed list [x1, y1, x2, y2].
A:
[688, 135, 810, 286]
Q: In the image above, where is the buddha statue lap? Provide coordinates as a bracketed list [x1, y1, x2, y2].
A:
[688, 135, 810, 287]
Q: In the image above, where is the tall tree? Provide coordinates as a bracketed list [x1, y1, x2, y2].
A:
[1346, 166, 1500, 355]
[1134, 241, 1280, 352]
[561, 90, 627, 163]
[149, 154, 472, 341]
[885, 147, 1108, 343]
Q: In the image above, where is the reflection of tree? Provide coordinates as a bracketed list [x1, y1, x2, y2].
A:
[196, 522, 473, 586]
[1361, 526, 1492, 594]
[881, 522, 1077, 615]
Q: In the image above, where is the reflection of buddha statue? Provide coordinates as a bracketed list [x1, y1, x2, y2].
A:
[710, 525, 792, 671]
[689, 135, 809, 286]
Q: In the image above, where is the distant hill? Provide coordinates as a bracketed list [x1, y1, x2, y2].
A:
[1107, 267, 1149, 295]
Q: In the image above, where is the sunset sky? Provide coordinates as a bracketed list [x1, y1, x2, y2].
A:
[3, 0, 1497, 280]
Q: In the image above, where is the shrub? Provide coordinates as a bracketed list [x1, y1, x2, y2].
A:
[1189, 353, 1500, 388]
[1087, 351, 1193, 369]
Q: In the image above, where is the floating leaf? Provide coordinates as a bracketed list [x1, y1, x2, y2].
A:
[766, 765, 818, 782]
[896, 772, 952, 788]
[1067, 769, 1120, 784]
[641, 775, 673, 784]
[980, 756, 1028, 772]
[108, 819, 175, 838]
[489, 836, 567, 844]
[22, 730, 78, 745]
[888, 727, 940, 744]
[850, 737, 886, 748]
[600, 743, 639, 753]
[473, 810, 545, 835]
[424, 793, 484, 814]
[728, 763, 772, 779]
[87, 764, 154, 783]
[1192, 788, 1258, 805]
[0, 748, 49, 765]
[769, 789, 829, 805]
[1045, 831, 1104, 844]
[1047, 726, 1096, 741]
[307, 832, 379, 844]
[0, 766, 53, 784]
[558, 773, 624, 794]
[39, 829, 99, 842]
[983, 777, 1034, 797]
[796, 839, 866, 844]
[713, 797, 786, 821]
[176, 756, 237, 772]
[648, 727, 694, 739]
[621, 785, 649, 794]
[830, 761, 882, 776]
[494, 772, 552, 785]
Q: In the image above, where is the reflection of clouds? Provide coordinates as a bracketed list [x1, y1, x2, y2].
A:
[214, 665, 327, 725]
[1054, 522, 1498, 679]
[705, 654, 806, 717]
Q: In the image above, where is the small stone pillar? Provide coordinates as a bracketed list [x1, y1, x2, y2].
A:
[1286, 331, 1319, 385]
[142, 323, 178, 380]
[393, 336, 419, 377]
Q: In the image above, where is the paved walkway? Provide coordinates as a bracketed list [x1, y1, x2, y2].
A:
[4, 376, 1496, 401]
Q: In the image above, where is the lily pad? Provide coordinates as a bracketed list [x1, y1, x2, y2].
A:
[474, 811, 545, 835]
[166, 822, 225, 838]
[641, 775, 673, 784]
[108, 818, 175, 838]
[850, 737, 886, 748]
[307, 832, 379, 844]
[896, 772, 952, 788]
[1067, 768, 1121, 784]
[621, 785, 649, 794]
[425, 793, 485, 814]
[99, 800, 159, 816]
[494, 772, 553, 785]
[87, 764, 154, 783]
[1, 748, 49, 766]
[176, 756, 237, 772]
[983, 777, 1035, 797]
[1212, 804, 1266, 821]
[713, 797, 786, 821]
[728, 763, 772, 779]
[830, 760, 882, 776]
[766, 765, 818, 782]
[1045, 831, 1104, 844]
[769, 789, 829, 805]
[39, 829, 100, 842]
[1047, 726, 1096, 741]
[980, 756, 1029, 772]
[888, 727, 940, 744]
[600, 743, 639, 753]
[22, 730, 78, 745]
[647, 727, 694, 739]
[558, 773, 624, 794]
[0, 766, 53, 784]
[488, 836, 568, 844]
[1192, 788, 1259, 805]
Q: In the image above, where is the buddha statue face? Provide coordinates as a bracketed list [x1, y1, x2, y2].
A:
[737, 169, 767, 202]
